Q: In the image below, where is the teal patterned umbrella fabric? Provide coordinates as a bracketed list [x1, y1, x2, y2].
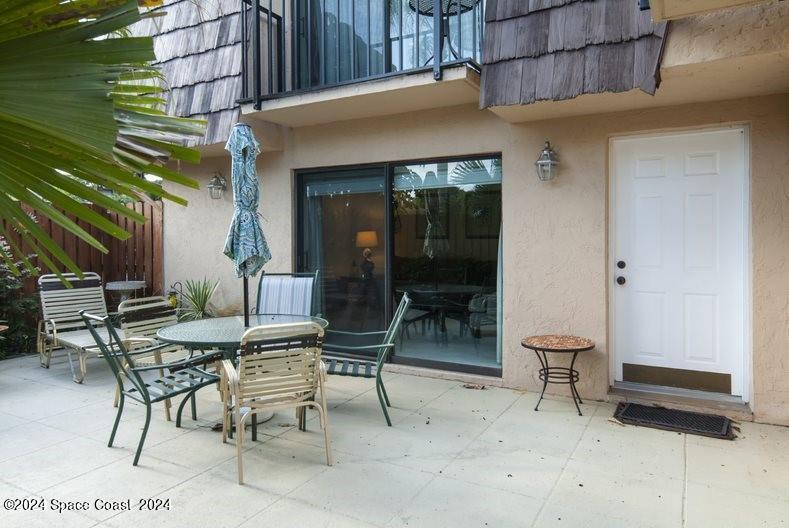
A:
[223, 123, 271, 278]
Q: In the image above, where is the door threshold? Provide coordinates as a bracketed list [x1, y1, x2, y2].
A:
[385, 363, 503, 387]
[609, 381, 752, 420]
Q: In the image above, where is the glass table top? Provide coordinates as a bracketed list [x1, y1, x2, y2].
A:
[156, 314, 329, 348]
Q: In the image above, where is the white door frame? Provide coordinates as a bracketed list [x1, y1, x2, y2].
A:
[607, 124, 752, 402]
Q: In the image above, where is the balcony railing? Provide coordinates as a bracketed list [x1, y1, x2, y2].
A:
[239, 0, 485, 109]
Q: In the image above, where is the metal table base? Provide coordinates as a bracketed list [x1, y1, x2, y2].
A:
[533, 349, 584, 416]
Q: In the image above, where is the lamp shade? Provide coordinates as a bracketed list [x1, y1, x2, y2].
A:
[355, 230, 379, 248]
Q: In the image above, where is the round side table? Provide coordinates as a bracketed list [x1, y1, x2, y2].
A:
[106, 280, 147, 304]
[521, 335, 595, 416]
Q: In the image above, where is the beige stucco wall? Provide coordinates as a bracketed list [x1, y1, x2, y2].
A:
[165, 93, 789, 425]
[662, 0, 789, 67]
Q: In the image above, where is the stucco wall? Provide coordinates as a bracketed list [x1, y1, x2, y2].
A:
[165, 93, 789, 425]
[661, 0, 789, 67]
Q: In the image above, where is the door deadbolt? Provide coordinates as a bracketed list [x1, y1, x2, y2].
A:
[616, 276, 626, 285]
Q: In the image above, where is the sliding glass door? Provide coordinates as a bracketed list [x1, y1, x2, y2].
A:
[297, 155, 502, 375]
[392, 157, 501, 372]
[299, 167, 388, 342]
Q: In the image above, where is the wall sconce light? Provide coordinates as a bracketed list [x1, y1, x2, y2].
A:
[207, 171, 227, 200]
[535, 140, 558, 182]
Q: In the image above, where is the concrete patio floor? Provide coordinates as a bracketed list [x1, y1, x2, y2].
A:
[1, 354, 788, 528]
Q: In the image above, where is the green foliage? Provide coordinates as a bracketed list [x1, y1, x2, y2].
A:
[0, 0, 205, 279]
[0, 239, 39, 359]
[179, 278, 219, 321]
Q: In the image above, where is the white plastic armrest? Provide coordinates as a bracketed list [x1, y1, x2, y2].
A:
[46, 319, 59, 345]
[220, 359, 240, 401]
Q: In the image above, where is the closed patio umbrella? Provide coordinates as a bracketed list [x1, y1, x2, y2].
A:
[223, 123, 271, 327]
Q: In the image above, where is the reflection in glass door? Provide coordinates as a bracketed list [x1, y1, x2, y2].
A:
[392, 157, 502, 373]
[299, 168, 388, 353]
[297, 156, 502, 375]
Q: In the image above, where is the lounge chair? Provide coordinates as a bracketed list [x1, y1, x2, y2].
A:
[37, 272, 116, 383]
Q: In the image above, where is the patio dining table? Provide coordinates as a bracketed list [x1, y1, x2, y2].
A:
[156, 314, 329, 429]
[156, 313, 329, 355]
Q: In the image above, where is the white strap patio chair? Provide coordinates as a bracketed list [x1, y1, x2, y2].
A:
[220, 321, 332, 485]
[37, 272, 119, 383]
[118, 296, 195, 365]
[117, 296, 211, 420]
[256, 272, 318, 316]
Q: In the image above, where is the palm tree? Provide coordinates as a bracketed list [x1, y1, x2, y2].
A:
[0, 0, 205, 277]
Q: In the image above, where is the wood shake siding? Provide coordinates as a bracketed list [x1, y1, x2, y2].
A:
[481, 0, 668, 108]
[131, 0, 243, 146]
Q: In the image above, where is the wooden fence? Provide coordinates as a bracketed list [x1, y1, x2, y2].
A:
[4, 201, 164, 298]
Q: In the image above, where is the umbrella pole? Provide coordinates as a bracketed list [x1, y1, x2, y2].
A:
[243, 276, 250, 327]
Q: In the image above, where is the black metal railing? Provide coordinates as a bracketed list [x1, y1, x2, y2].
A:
[239, 0, 485, 109]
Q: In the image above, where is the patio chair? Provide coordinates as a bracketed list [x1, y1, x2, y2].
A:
[256, 271, 319, 316]
[80, 311, 219, 466]
[220, 321, 332, 484]
[117, 296, 209, 421]
[37, 272, 115, 383]
[321, 293, 411, 426]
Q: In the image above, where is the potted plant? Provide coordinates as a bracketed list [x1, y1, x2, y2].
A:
[179, 278, 219, 321]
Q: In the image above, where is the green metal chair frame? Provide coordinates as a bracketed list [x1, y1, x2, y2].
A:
[80, 311, 220, 466]
[322, 293, 411, 426]
[117, 296, 210, 421]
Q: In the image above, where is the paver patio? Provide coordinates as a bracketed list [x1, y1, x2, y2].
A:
[1, 354, 787, 528]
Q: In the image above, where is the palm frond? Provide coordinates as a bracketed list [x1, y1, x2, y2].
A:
[0, 0, 206, 276]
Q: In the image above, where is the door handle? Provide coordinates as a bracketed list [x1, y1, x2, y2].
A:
[616, 276, 626, 285]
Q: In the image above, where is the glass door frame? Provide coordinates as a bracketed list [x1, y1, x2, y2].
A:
[295, 153, 503, 378]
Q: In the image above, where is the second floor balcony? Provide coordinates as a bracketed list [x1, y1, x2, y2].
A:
[238, 0, 485, 125]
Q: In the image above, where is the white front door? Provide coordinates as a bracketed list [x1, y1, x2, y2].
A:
[611, 128, 747, 397]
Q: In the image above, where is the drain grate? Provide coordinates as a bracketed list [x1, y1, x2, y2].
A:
[613, 403, 735, 439]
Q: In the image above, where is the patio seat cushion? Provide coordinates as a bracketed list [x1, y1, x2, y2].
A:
[322, 356, 377, 378]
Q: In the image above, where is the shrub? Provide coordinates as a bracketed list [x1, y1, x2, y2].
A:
[179, 278, 219, 321]
[0, 239, 39, 359]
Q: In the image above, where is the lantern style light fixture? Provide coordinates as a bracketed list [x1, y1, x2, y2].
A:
[207, 171, 227, 199]
[535, 140, 558, 182]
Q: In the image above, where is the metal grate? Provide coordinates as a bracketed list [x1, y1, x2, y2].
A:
[614, 403, 735, 439]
